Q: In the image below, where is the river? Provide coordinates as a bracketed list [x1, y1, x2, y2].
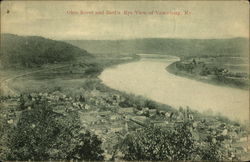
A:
[99, 55, 249, 122]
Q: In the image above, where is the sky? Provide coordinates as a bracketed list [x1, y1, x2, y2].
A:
[1, 1, 249, 40]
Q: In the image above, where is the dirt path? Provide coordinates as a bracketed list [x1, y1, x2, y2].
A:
[0, 65, 70, 96]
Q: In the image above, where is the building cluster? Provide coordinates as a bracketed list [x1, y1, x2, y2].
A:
[0, 88, 248, 160]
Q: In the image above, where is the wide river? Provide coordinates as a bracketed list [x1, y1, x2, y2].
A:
[99, 55, 249, 123]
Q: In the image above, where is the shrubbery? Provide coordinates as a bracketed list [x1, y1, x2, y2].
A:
[4, 94, 104, 161]
[84, 65, 103, 76]
[117, 121, 239, 161]
[119, 94, 158, 110]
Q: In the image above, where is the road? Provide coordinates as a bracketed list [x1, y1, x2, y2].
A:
[0, 65, 70, 96]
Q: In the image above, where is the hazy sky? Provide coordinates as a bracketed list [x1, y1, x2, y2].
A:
[1, 1, 249, 40]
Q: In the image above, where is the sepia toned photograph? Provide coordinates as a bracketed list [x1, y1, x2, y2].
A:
[0, 0, 249, 161]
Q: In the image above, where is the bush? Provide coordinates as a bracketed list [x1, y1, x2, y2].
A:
[118, 122, 199, 160]
[68, 131, 104, 160]
[5, 94, 104, 161]
[82, 79, 99, 91]
[117, 121, 235, 161]
[84, 64, 103, 76]
[144, 99, 158, 109]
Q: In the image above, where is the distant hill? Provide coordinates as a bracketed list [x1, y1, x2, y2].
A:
[65, 38, 249, 58]
[0, 34, 91, 68]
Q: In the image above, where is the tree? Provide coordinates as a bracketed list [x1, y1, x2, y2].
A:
[67, 131, 104, 160]
[117, 121, 235, 161]
[5, 94, 104, 161]
[118, 122, 199, 161]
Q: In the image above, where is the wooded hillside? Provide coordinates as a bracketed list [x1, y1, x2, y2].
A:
[0, 34, 91, 68]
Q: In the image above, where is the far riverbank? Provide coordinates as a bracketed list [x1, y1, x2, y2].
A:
[166, 58, 249, 90]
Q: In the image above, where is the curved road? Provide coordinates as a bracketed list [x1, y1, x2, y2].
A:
[0, 65, 69, 96]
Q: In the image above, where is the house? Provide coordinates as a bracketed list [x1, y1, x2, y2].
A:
[149, 109, 157, 116]
[118, 107, 134, 114]
[131, 116, 148, 123]
[110, 114, 121, 121]
[99, 111, 112, 117]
